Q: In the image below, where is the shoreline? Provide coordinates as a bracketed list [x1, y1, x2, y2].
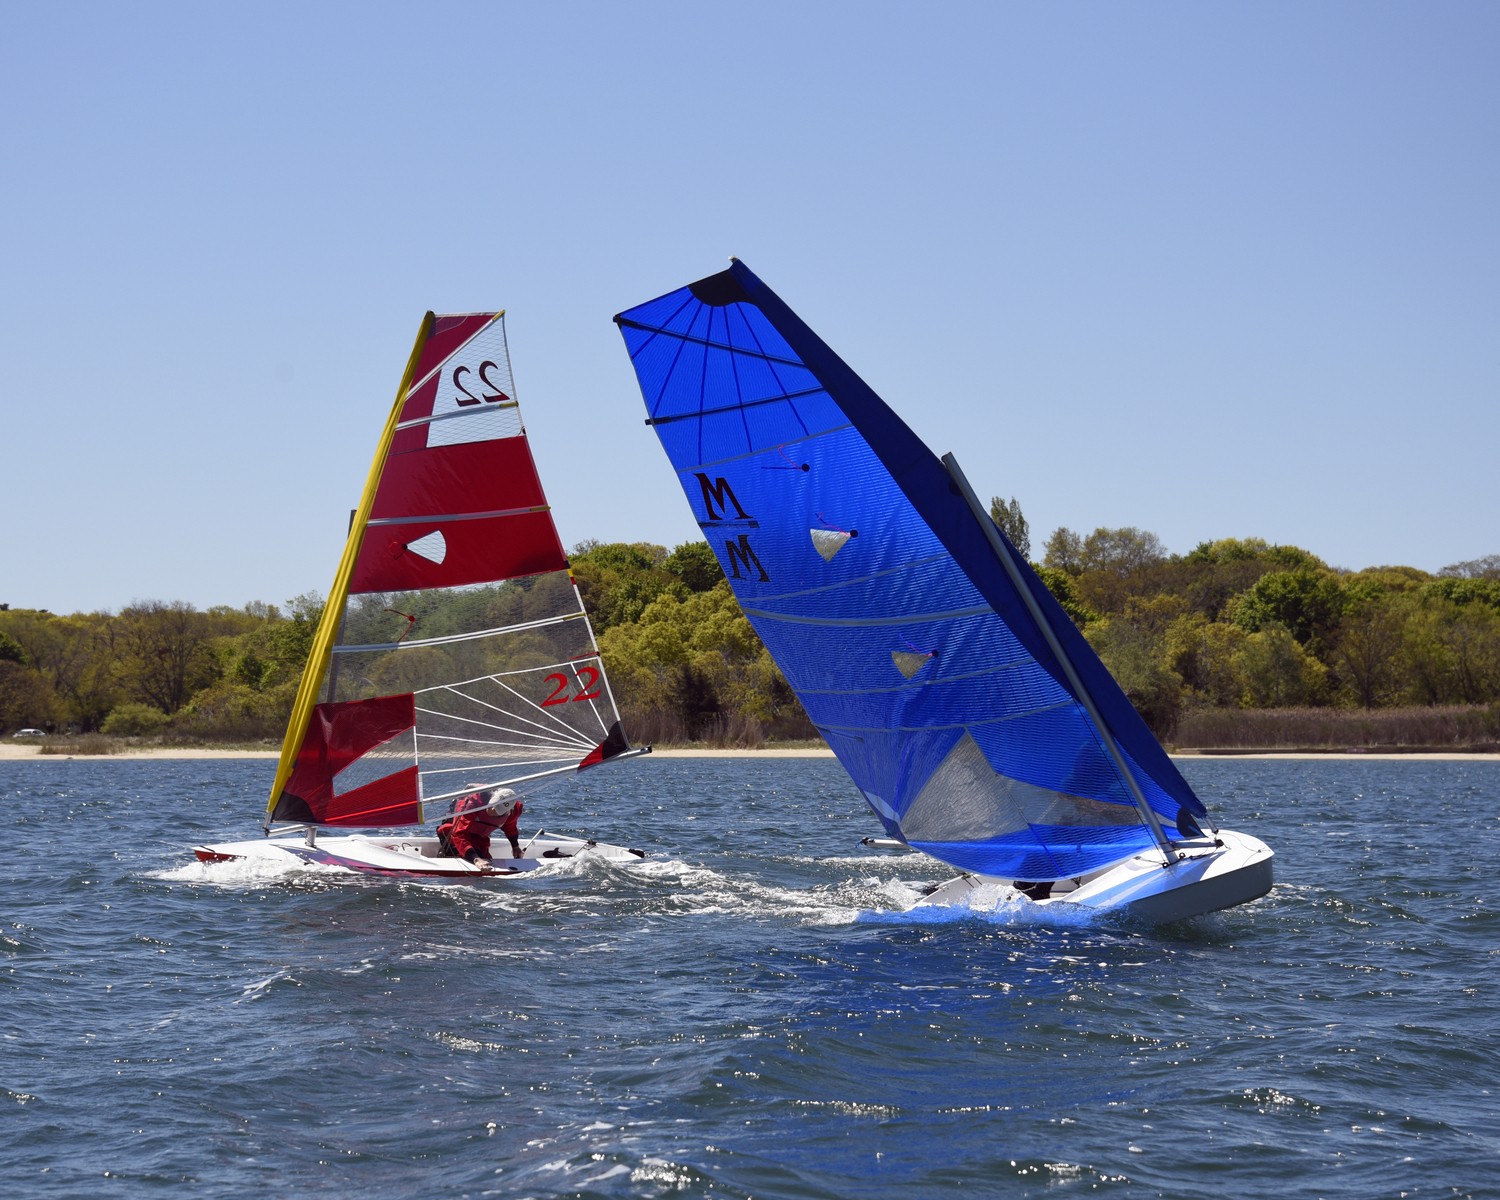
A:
[2, 745, 1496, 763]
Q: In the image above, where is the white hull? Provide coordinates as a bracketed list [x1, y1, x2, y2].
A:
[912, 829, 1273, 923]
[194, 831, 644, 878]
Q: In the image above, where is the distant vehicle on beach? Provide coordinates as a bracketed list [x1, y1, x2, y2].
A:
[11, 729, 46, 738]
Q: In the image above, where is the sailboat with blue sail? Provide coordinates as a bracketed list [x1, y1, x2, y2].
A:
[614, 260, 1272, 922]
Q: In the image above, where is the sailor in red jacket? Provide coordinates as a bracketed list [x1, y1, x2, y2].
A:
[438, 788, 523, 866]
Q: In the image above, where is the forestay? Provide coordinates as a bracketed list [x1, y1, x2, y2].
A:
[614, 261, 1209, 881]
[265, 312, 633, 832]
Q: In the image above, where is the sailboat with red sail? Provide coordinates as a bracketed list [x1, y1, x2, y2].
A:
[195, 311, 649, 877]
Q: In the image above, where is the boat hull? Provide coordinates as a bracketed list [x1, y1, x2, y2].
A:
[913, 828, 1273, 923]
[192, 832, 644, 878]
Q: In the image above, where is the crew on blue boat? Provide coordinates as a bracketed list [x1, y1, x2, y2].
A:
[437, 788, 523, 866]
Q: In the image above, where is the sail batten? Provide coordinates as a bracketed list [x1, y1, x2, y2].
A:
[616, 261, 1208, 880]
[266, 311, 633, 831]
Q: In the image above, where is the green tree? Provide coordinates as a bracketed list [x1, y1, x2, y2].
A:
[1162, 614, 1246, 707]
[569, 542, 680, 632]
[1231, 570, 1347, 646]
[101, 702, 170, 736]
[1033, 566, 1097, 628]
[0, 661, 58, 732]
[989, 496, 1030, 559]
[1422, 577, 1500, 611]
[0, 610, 121, 729]
[1403, 598, 1500, 705]
[1084, 614, 1183, 738]
[1438, 554, 1500, 580]
[115, 601, 218, 714]
[1234, 626, 1327, 707]
[0, 630, 29, 666]
[1331, 595, 1408, 708]
[1042, 527, 1085, 575]
[1071, 527, 1169, 615]
[663, 541, 726, 592]
[597, 581, 804, 730]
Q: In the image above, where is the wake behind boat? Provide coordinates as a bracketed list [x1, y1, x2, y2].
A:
[196, 311, 648, 878]
[615, 260, 1273, 924]
[195, 830, 643, 878]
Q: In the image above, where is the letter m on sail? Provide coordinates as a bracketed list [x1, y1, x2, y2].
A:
[694, 473, 752, 521]
[724, 535, 770, 582]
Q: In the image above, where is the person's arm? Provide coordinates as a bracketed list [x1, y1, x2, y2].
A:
[500, 802, 523, 858]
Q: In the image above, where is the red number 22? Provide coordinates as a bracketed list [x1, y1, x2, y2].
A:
[542, 668, 602, 706]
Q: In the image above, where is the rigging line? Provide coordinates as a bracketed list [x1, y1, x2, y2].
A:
[418, 748, 652, 807]
[414, 706, 594, 748]
[738, 309, 812, 437]
[616, 315, 807, 369]
[944, 453, 1178, 860]
[740, 604, 994, 627]
[497, 312, 517, 408]
[333, 610, 584, 654]
[367, 505, 551, 527]
[490, 675, 600, 741]
[418, 756, 581, 776]
[425, 692, 595, 747]
[394, 401, 519, 431]
[796, 656, 1036, 696]
[416, 709, 592, 748]
[748, 553, 951, 603]
[572, 579, 622, 741]
[441, 680, 595, 745]
[411, 654, 600, 694]
[419, 762, 588, 807]
[642, 386, 827, 426]
[567, 658, 611, 741]
[414, 725, 591, 754]
[678, 423, 853, 473]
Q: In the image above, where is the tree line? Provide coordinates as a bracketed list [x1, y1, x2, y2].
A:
[3, 519, 1497, 744]
[0, 597, 323, 739]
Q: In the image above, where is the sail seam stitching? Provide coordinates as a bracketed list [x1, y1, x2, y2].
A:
[644, 385, 827, 426]
[396, 402, 519, 430]
[813, 697, 1077, 733]
[333, 611, 583, 653]
[796, 657, 1035, 695]
[366, 505, 550, 527]
[740, 604, 993, 627]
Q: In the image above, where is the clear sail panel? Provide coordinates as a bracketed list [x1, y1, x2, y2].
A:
[319, 572, 620, 809]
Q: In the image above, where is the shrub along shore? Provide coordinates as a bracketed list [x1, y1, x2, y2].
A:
[2, 529, 1497, 754]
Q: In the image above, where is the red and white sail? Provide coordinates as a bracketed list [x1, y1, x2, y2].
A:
[266, 313, 636, 830]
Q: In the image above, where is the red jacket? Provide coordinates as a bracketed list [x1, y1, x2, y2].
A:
[448, 795, 522, 861]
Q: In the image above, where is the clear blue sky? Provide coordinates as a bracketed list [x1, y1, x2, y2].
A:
[3, 2, 1495, 614]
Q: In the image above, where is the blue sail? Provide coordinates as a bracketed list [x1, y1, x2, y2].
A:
[614, 260, 1208, 881]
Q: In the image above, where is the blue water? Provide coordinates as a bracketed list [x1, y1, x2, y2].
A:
[2, 756, 1497, 1198]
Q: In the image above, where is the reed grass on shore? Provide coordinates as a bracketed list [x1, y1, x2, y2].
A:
[1174, 704, 1499, 751]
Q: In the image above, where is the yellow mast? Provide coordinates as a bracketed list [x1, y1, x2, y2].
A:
[263, 312, 436, 828]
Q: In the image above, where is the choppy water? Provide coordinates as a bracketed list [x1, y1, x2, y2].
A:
[2, 756, 1497, 1198]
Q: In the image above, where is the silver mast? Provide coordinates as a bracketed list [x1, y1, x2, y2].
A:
[942, 453, 1180, 868]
